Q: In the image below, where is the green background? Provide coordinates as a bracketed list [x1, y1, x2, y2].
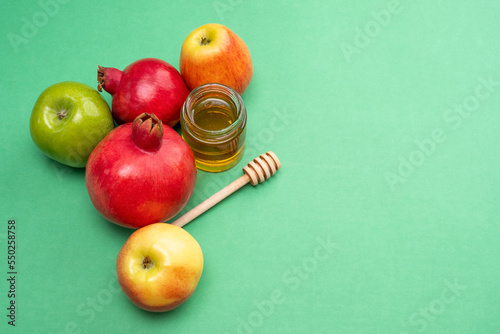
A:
[1, 0, 499, 333]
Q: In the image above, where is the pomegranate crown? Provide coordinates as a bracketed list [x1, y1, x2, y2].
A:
[97, 65, 123, 95]
[132, 113, 164, 152]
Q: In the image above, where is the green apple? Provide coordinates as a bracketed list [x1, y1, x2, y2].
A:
[116, 223, 204, 312]
[30, 81, 114, 168]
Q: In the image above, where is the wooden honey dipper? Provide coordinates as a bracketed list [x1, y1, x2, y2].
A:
[171, 151, 281, 228]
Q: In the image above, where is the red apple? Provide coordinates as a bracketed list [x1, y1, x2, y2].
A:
[180, 23, 253, 95]
[116, 223, 203, 312]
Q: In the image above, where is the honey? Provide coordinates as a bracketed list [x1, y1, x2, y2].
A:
[193, 103, 235, 131]
[181, 83, 247, 172]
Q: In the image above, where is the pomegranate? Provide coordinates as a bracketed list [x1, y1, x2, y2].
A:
[97, 58, 190, 127]
[85, 113, 196, 229]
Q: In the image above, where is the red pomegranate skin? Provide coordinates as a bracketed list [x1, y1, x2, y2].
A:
[97, 58, 190, 127]
[85, 114, 196, 229]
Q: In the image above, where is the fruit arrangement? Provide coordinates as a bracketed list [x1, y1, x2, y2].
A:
[29, 24, 253, 312]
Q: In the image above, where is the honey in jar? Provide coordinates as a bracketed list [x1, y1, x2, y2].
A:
[181, 83, 247, 172]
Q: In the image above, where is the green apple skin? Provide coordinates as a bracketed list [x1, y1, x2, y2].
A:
[30, 81, 114, 168]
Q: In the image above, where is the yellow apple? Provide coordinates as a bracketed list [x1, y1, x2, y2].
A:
[180, 23, 253, 95]
[116, 223, 203, 312]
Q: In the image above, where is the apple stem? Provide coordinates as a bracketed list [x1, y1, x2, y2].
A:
[57, 109, 68, 120]
[142, 256, 154, 269]
[200, 37, 211, 45]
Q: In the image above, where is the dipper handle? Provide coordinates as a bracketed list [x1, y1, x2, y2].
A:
[171, 152, 281, 228]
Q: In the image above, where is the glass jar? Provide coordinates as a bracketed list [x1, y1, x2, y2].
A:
[181, 83, 247, 172]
